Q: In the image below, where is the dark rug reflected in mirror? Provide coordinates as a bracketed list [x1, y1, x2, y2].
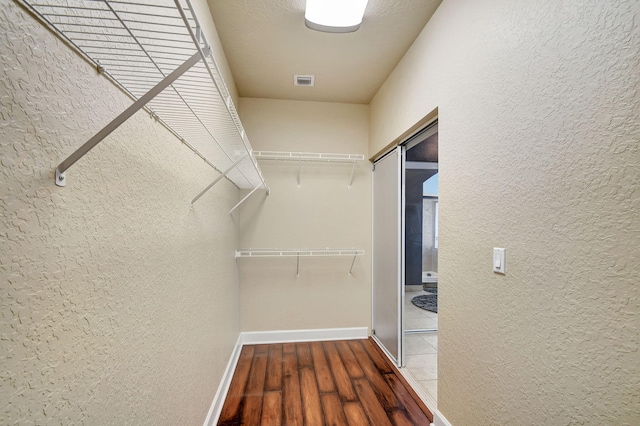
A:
[411, 292, 437, 313]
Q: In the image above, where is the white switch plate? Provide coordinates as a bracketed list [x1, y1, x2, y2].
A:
[493, 248, 505, 274]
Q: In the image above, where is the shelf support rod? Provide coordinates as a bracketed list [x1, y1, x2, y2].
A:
[191, 153, 248, 207]
[296, 253, 300, 277]
[349, 254, 357, 275]
[229, 184, 264, 214]
[54, 52, 202, 187]
[348, 161, 357, 188]
[297, 160, 302, 187]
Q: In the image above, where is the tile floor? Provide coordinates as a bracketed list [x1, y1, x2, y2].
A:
[403, 289, 438, 404]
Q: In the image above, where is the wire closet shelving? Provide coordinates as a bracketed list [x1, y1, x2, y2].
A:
[253, 151, 365, 188]
[235, 248, 365, 276]
[19, 0, 268, 210]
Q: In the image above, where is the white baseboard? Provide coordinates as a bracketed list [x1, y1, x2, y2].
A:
[240, 327, 369, 345]
[433, 409, 453, 426]
[203, 334, 243, 426]
[203, 327, 368, 425]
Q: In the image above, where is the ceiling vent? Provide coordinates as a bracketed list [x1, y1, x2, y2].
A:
[294, 75, 315, 87]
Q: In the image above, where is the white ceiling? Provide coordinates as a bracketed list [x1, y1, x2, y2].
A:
[207, 0, 442, 104]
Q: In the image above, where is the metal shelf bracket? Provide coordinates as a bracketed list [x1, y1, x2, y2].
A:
[348, 161, 357, 189]
[229, 183, 267, 215]
[20, 0, 268, 192]
[191, 153, 248, 207]
[54, 52, 202, 186]
[55, 169, 66, 187]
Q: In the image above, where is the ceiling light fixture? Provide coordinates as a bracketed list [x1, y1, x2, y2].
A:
[305, 0, 369, 33]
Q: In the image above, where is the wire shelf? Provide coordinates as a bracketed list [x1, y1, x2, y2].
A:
[253, 151, 365, 187]
[20, 0, 267, 191]
[236, 248, 365, 276]
[235, 248, 365, 258]
[254, 151, 365, 163]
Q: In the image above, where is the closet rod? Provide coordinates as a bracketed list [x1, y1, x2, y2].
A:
[55, 51, 203, 187]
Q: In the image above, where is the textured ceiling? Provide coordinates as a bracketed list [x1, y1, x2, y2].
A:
[208, 0, 442, 104]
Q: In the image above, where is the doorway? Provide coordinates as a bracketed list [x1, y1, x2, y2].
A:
[404, 124, 438, 331]
[372, 120, 438, 405]
[402, 122, 439, 406]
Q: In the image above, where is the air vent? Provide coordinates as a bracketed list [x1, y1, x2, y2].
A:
[294, 75, 315, 87]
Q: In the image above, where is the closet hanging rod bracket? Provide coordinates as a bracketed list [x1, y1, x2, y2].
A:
[54, 52, 203, 187]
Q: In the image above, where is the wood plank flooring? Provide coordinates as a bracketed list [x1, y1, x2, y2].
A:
[218, 338, 433, 425]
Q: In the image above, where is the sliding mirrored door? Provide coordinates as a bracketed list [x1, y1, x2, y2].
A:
[372, 146, 404, 365]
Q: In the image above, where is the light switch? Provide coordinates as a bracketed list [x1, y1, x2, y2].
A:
[493, 248, 505, 274]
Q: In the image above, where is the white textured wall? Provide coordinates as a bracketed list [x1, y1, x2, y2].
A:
[371, 0, 639, 424]
[1, 1, 241, 424]
[238, 98, 372, 332]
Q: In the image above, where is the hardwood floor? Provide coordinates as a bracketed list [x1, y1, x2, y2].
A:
[218, 338, 433, 425]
